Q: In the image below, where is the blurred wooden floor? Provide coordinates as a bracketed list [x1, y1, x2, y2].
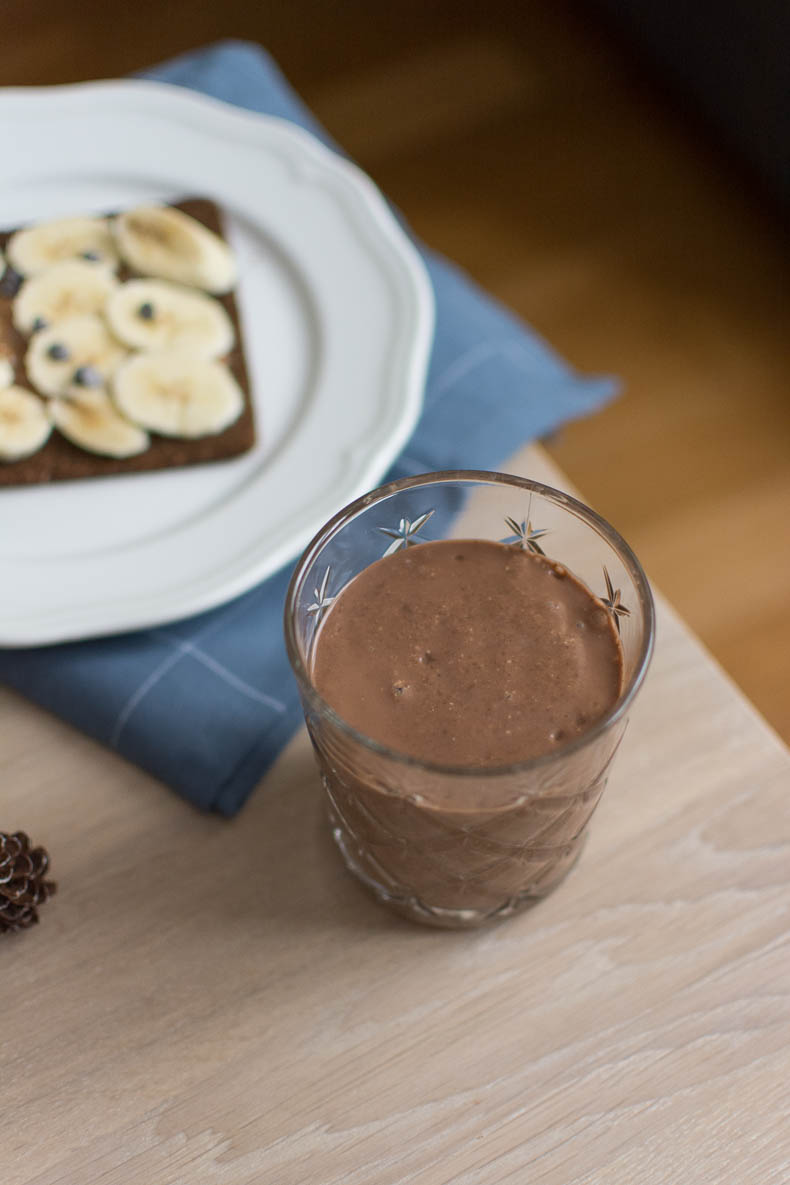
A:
[2, 0, 788, 739]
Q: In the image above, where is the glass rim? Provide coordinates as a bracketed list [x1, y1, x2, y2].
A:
[284, 469, 656, 778]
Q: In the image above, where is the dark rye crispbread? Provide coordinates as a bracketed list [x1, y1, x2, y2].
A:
[0, 197, 255, 487]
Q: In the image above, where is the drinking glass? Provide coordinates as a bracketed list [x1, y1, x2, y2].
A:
[285, 471, 655, 928]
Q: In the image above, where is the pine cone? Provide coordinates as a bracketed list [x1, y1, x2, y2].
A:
[0, 831, 56, 934]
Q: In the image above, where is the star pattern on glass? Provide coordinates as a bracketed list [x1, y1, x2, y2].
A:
[501, 516, 549, 555]
[307, 566, 335, 626]
[600, 565, 631, 633]
[378, 509, 435, 557]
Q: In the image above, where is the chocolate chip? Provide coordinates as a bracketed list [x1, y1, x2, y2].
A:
[0, 267, 23, 298]
[46, 343, 70, 362]
[31, 316, 49, 333]
[80, 249, 101, 262]
[72, 365, 103, 388]
[137, 302, 155, 321]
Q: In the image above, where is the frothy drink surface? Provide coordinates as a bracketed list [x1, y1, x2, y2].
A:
[312, 539, 623, 766]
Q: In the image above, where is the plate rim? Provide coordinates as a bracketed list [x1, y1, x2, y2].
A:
[0, 78, 434, 646]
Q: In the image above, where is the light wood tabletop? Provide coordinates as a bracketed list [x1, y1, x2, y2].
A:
[3, 446, 789, 1185]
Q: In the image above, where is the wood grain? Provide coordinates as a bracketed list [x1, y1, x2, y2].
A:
[2, 446, 789, 1184]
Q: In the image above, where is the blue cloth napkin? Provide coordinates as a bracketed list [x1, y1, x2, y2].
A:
[0, 42, 617, 815]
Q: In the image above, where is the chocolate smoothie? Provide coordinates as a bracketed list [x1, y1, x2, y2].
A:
[307, 539, 626, 922]
[312, 540, 622, 766]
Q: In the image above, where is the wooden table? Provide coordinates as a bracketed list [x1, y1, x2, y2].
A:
[3, 448, 789, 1185]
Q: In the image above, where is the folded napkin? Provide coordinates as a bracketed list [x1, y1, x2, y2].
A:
[0, 42, 616, 815]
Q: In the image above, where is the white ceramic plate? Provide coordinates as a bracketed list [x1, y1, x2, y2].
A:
[0, 80, 433, 645]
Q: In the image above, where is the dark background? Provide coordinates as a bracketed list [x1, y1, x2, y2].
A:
[2, 0, 788, 738]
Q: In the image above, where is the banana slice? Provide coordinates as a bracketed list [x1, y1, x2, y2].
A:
[0, 386, 52, 461]
[113, 206, 237, 294]
[50, 391, 149, 458]
[7, 216, 119, 276]
[13, 260, 119, 335]
[113, 350, 244, 438]
[25, 314, 127, 399]
[105, 279, 235, 357]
